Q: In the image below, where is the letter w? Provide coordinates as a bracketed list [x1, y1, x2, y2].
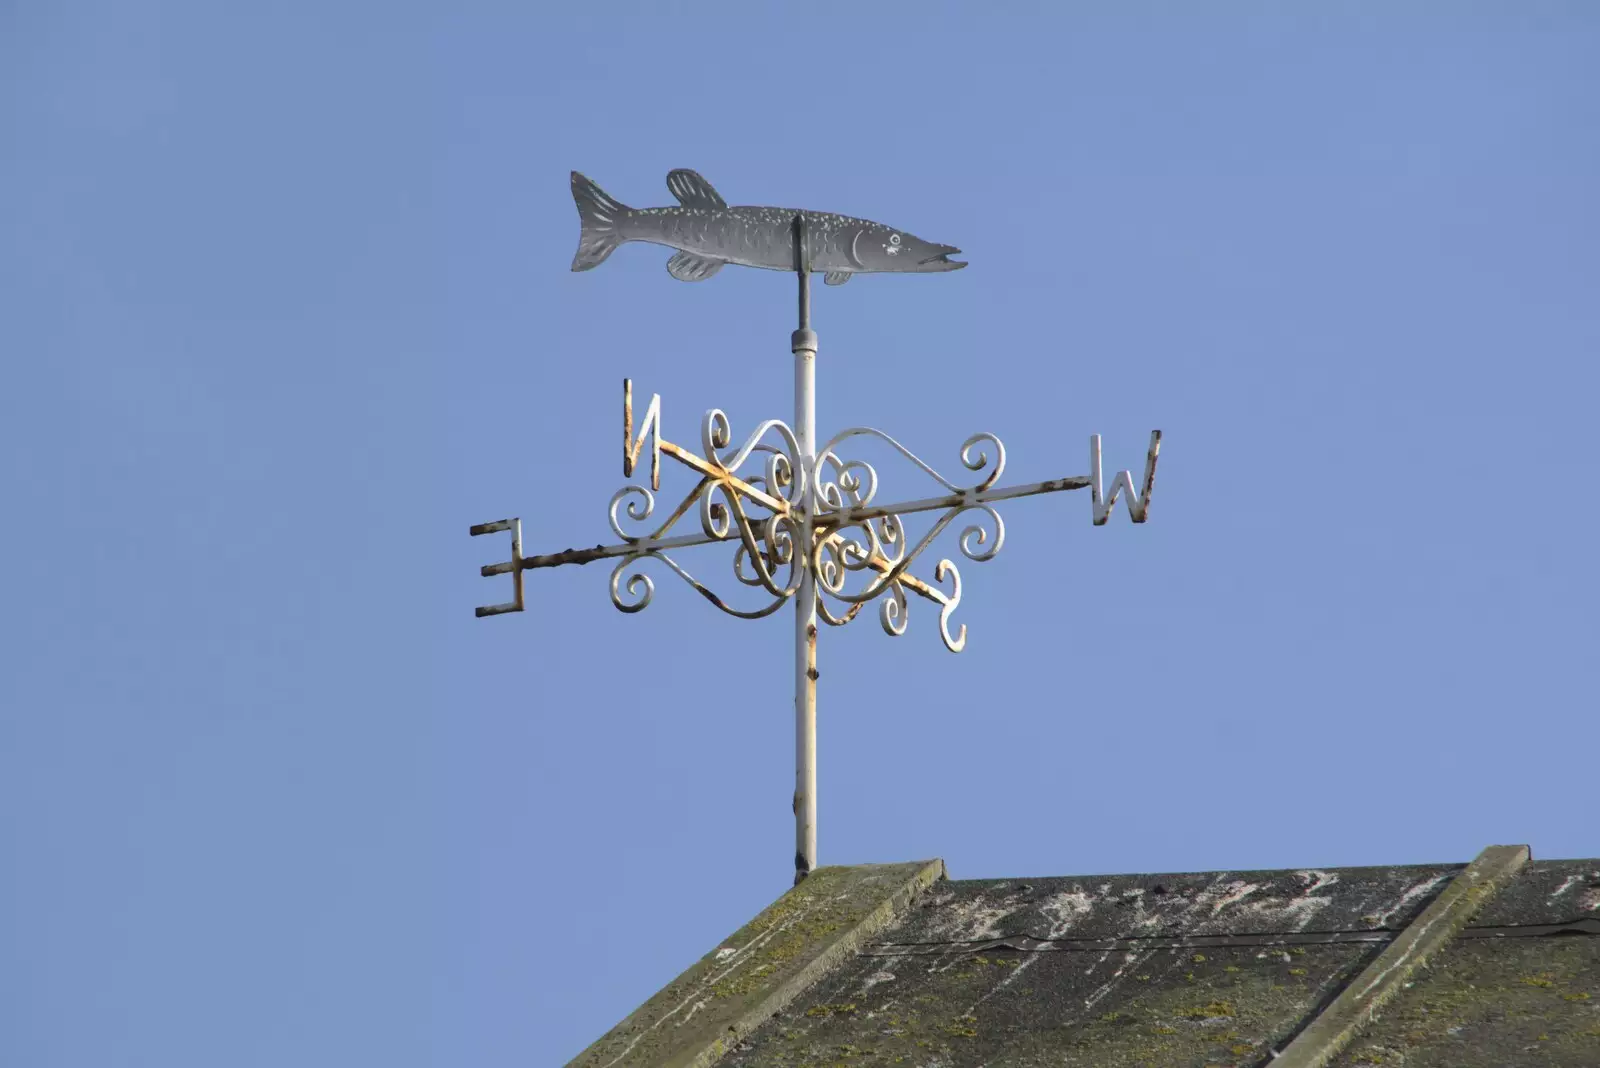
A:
[623, 378, 661, 491]
[1091, 431, 1161, 525]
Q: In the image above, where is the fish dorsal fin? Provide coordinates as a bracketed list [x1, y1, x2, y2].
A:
[666, 250, 725, 282]
[824, 271, 852, 286]
[666, 169, 727, 210]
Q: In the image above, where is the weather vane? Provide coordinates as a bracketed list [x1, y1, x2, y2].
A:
[472, 169, 1160, 884]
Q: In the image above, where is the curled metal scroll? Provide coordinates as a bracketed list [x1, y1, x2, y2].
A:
[602, 415, 1006, 652]
[934, 559, 965, 653]
[609, 484, 656, 542]
[609, 552, 790, 619]
[813, 426, 1006, 511]
[703, 409, 805, 507]
[812, 500, 1003, 606]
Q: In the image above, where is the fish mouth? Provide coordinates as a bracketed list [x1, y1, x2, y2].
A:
[919, 245, 967, 271]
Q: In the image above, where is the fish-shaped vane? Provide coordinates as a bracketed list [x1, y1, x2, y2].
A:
[570, 169, 966, 285]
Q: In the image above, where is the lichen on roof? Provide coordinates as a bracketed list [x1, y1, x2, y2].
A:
[568, 854, 1600, 1068]
[568, 860, 943, 1068]
[1326, 860, 1600, 1068]
[720, 859, 1599, 1067]
[720, 941, 1372, 1067]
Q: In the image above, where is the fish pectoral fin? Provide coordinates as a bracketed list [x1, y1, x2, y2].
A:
[824, 271, 852, 286]
[666, 169, 728, 210]
[666, 250, 726, 282]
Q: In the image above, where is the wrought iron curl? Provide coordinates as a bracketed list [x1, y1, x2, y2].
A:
[720, 492, 803, 600]
[815, 596, 864, 628]
[603, 407, 813, 616]
[608, 485, 655, 542]
[959, 504, 1006, 562]
[803, 502, 996, 652]
[813, 426, 1007, 504]
[609, 551, 790, 620]
[934, 559, 965, 653]
[959, 432, 1006, 492]
[879, 582, 909, 637]
[609, 557, 655, 613]
[702, 409, 806, 509]
[699, 481, 733, 539]
[812, 501, 1000, 607]
[815, 453, 879, 512]
[742, 444, 796, 506]
[815, 531, 848, 593]
[815, 519, 880, 595]
[732, 513, 799, 589]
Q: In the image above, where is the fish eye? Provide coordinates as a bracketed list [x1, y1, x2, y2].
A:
[889, 234, 901, 246]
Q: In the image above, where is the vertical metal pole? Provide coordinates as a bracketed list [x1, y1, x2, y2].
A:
[791, 216, 818, 884]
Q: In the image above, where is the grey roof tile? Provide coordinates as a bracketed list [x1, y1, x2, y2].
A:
[720, 859, 1599, 1068]
[569, 853, 1600, 1068]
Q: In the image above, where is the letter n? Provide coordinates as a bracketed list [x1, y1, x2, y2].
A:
[623, 378, 661, 491]
[1091, 431, 1161, 525]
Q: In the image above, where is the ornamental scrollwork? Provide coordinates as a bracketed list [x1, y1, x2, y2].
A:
[472, 377, 1162, 655]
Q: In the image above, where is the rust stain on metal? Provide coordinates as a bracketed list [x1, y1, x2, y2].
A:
[470, 517, 525, 617]
[886, 567, 946, 605]
[643, 477, 714, 542]
[816, 599, 864, 626]
[523, 543, 615, 569]
[695, 585, 732, 612]
[622, 378, 633, 476]
[621, 378, 662, 490]
[1135, 429, 1162, 523]
[660, 439, 789, 515]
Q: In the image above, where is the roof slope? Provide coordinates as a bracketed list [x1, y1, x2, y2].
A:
[719, 855, 1598, 1067]
[569, 850, 1600, 1068]
[1325, 857, 1600, 1068]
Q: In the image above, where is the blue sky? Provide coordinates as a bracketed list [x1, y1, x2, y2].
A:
[2, 4, 1596, 1065]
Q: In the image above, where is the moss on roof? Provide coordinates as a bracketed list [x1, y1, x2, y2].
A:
[568, 855, 1600, 1068]
[720, 859, 1599, 1067]
[1328, 938, 1600, 1067]
[568, 860, 944, 1068]
[720, 941, 1374, 1067]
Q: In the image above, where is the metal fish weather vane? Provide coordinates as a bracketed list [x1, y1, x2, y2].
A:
[570, 169, 965, 283]
[473, 169, 1161, 884]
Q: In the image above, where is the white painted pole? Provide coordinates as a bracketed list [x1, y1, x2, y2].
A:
[792, 217, 818, 884]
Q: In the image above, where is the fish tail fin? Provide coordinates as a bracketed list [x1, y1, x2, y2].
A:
[570, 171, 631, 271]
